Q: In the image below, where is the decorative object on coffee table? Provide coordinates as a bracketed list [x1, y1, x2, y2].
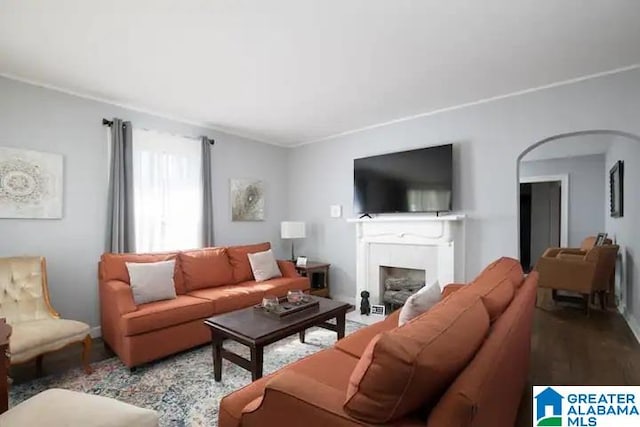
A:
[280, 221, 306, 260]
[296, 261, 330, 297]
[204, 296, 350, 381]
[254, 295, 319, 318]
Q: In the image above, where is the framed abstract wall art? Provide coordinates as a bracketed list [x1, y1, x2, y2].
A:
[0, 147, 63, 219]
[609, 160, 624, 218]
[230, 178, 264, 221]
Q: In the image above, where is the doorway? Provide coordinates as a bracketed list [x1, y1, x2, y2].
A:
[519, 176, 566, 272]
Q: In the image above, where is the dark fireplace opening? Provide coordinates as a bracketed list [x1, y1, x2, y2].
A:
[380, 266, 426, 310]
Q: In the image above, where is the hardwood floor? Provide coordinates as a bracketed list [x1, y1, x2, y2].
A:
[515, 289, 640, 426]
[10, 290, 640, 427]
[10, 339, 112, 385]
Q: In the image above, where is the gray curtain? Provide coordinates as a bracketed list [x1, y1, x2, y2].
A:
[106, 118, 136, 253]
[201, 136, 215, 247]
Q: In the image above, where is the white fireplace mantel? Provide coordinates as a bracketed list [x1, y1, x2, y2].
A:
[346, 214, 465, 223]
[347, 214, 466, 314]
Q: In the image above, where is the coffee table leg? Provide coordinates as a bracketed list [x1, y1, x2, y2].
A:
[250, 345, 264, 381]
[336, 311, 346, 340]
[299, 330, 305, 343]
[212, 332, 223, 382]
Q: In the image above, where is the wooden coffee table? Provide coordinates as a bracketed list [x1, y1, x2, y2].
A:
[204, 296, 350, 381]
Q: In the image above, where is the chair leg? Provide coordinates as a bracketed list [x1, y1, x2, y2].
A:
[583, 294, 591, 316]
[82, 334, 93, 374]
[35, 355, 44, 377]
[599, 291, 606, 311]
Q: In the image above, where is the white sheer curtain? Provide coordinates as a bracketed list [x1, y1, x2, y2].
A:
[132, 128, 203, 252]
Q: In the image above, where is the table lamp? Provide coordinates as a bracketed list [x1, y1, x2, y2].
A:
[281, 221, 306, 261]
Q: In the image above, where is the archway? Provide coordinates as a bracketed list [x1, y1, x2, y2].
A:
[516, 129, 640, 310]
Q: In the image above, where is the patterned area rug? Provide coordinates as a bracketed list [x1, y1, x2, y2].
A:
[10, 321, 363, 427]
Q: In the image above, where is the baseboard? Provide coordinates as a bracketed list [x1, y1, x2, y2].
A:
[90, 326, 102, 339]
[618, 306, 640, 344]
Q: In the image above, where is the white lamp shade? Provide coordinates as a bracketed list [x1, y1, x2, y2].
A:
[281, 221, 306, 239]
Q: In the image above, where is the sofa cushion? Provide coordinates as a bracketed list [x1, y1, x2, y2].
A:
[126, 260, 177, 305]
[248, 249, 282, 282]
[121, 295, 213, 336]
[344, 291, 490, 424]
[10, 319, 90, 364]
[188, 283, 270, 314]
[467, 276, 515, 322]
[219, 348, 359, 427]
[335, 316, 397, 358]
[178, 248, 234, 291]
[227, 242, 271, 283]
[474, 257, 524, 289]
[0, 388, 159, 427]
[100, 252, 185, 294]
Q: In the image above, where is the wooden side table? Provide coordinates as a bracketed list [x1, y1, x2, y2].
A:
[296, 262, 330, 298]
[0, 318, 11, 414]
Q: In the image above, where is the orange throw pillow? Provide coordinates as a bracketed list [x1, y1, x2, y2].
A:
[344, 291, 490, 423]
[178, 248, 234, 291]
[227, 242, 271, 283]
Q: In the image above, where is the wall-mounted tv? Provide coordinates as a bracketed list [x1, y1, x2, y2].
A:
[354, 144, 453, 214]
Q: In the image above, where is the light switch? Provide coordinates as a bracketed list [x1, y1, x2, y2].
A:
[330, 205, 342, 218]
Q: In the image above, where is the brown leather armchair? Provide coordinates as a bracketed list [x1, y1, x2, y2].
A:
[535, 244, 619, 314]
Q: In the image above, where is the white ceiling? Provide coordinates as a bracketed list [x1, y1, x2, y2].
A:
[1, 1, 640, 146]
[521, 134, 613, 162]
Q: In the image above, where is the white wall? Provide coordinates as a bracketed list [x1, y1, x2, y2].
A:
[605, 137, 640, 339]
[520, 154, 606, 246]
[0, 76, 289, 330]
[288, 68, 640, 302]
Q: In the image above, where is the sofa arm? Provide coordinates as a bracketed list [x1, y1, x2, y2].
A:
[241, 371, 363, 427]
[442, 283, 466, 299]
[277, 260, 300, 278]
[100, 280, 137, 316]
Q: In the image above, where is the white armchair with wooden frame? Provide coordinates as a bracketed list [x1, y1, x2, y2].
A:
[0, 257, 92, 375]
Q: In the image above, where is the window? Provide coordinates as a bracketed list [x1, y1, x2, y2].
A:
[132, 128, 202, 252]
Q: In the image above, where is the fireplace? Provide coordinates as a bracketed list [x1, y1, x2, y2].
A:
[347, 214, 465, 322]
[381, 266, 426, 309]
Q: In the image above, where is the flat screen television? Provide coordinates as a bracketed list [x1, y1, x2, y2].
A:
[354, 144, 453, 214]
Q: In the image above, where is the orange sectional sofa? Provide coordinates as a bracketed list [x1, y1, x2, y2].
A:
[219, 257, 538, 427]
[98, 242, 309, 368]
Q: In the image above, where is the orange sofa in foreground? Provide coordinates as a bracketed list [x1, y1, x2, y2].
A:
[99, 242, 309, 368]
[219, 257, 537, 427]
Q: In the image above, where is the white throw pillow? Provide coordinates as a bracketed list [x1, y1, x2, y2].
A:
[126, 260, 177, 305]
[398, 281, 441, 326]
[247, 249, 282, 282]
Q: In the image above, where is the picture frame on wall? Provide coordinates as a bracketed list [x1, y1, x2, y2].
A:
[609, 160, 624, 218]
[595, 232, 608, 246]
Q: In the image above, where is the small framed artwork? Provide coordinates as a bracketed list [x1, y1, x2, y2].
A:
[609, 160, 624, 218]
[371, 304, 386, 316]
[595, 233, 608, 246]
[296, 256, 307, 267]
